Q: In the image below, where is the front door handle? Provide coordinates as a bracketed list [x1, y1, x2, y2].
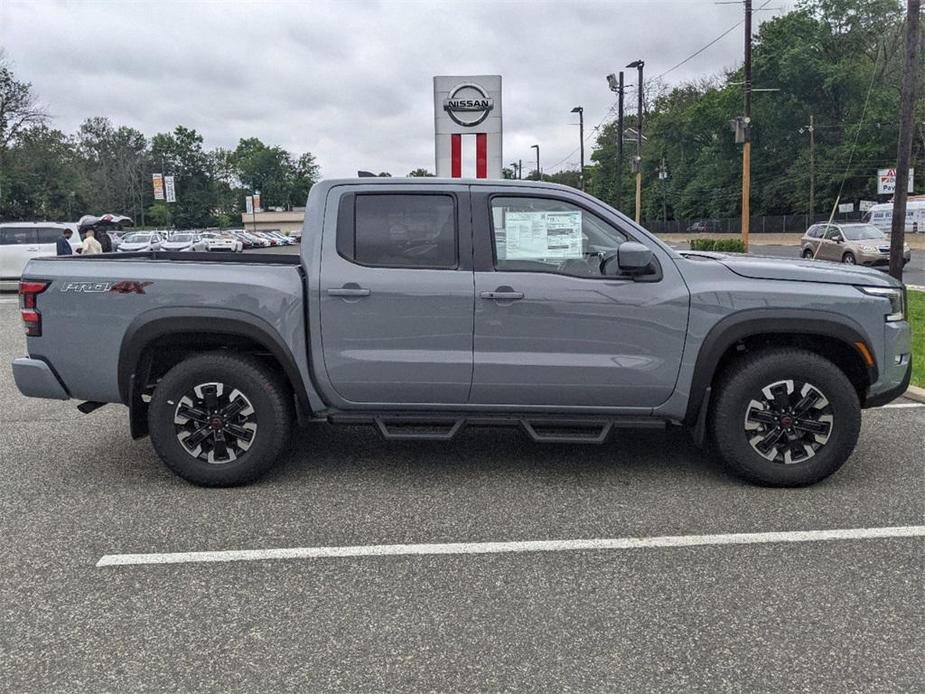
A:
[480, 289, 524, 301]
[328, 285, 371, 298]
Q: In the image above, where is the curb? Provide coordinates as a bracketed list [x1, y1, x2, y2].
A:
[903, 385, 925, 404]
[907, 284, 925, 292]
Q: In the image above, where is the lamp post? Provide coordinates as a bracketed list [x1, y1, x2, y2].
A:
[531, 144, 540, 181]
[571, 106, 585, 191]
[626, 59, 644, 223]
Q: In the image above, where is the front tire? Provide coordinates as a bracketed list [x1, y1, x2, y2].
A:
[148, 352, 294, 486]
[842, 252, 856, 265]
[709, 348, 861, 486]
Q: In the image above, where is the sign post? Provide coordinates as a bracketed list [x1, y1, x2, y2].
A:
[434, 75, 502, 179]
[877, 168, 915, 195]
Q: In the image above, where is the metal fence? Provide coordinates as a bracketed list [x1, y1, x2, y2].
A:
[643, 211, 868, 235]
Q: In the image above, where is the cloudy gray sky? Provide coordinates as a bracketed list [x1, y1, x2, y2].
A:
[1, 0, 792, 177]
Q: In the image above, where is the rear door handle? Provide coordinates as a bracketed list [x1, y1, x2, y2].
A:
[327, 286, 371, 297]
[480, 290, 524, 300]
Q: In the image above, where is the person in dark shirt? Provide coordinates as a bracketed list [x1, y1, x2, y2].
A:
[56, 229, 74, 255]
[96, 226, 113, 253]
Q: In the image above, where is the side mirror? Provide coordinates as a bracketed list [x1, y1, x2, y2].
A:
[600, 242, 653, 276]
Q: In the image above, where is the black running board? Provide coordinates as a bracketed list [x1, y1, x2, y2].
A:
[327, 412, 665, 444]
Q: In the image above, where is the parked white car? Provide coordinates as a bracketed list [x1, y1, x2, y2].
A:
[118, 231, 165, 252]
[162, 232, 208, 252]
[0, 222, 80, 289]
[202, 233, 243, 252]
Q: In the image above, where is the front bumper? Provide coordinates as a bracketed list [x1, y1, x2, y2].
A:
[11, 357, 70, 400]
[864, 320, 913, 407]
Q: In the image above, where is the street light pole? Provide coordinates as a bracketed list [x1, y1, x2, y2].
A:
[531, 144, 540, 180]
[571, 106, 585, 191]
[626, 60, 644, 223]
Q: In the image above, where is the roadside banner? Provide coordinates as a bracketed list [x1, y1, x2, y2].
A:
[164, 175, 176, 203]
[253, 191, 262, 212]
[245, 195, 254, 215]
[859, 200, 876, 212]
[152, 173, 164, 201]
[838, 202, 854, 213]
[877, 168, 914, 195]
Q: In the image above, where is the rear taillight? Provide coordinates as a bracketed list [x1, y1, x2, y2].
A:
[19, 280, 50, 336]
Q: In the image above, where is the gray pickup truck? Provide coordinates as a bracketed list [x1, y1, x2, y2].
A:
[12, 179, 911, 487]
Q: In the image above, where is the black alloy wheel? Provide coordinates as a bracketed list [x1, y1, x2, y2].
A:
[173, 382, 258, 464]
[744, 379, 833, 465]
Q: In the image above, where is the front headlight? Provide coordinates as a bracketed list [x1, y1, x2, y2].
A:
[858, 286, 905, 321]
[858, 245, 878, 254]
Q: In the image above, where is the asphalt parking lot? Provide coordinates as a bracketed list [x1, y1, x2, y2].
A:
[1, 288, 923, 691]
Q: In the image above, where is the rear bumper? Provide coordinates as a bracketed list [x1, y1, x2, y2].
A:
[11, 357, 69, 400]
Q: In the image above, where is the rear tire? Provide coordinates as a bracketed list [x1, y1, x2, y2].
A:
[709, 348, 860, 486]
[148, 352, 294, 486]
[802, 248, 814, 259]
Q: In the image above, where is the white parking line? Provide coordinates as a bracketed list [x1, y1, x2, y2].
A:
[880, 403, 925, 409]
[96, 525, 925, 568]
[0, 298, 18, 304]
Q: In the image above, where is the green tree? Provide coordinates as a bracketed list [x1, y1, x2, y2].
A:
[151, 125, 214, 228]
[407, 168, 434, 177]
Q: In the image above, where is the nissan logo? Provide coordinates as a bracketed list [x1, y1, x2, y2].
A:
[442, 82, 494, 127]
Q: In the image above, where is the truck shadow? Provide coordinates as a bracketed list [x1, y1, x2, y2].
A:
[264, 422, 732, 486]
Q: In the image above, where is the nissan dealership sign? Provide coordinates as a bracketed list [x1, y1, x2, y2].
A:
[434, 75, 502, 179]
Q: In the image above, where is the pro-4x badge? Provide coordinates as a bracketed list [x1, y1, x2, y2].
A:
[61, 281, 152, 294]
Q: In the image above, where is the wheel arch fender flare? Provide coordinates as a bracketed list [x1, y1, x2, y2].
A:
[118, 307, 323, 415]
[684, 308, 878, 426]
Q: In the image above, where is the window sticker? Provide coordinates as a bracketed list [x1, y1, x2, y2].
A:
[502, 210, 582, 260]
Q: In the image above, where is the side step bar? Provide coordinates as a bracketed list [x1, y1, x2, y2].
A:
[327, 413, 666, 444]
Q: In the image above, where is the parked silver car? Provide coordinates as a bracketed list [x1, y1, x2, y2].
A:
[801, 223, 910, 267]
[162, 232, 208, 252]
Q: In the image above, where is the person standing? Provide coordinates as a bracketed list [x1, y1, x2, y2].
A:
[56, 229, 74, 256]
[96, 226, 112, 253]
[80, 228, 102, 255]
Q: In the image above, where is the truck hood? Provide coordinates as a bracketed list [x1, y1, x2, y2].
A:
[681, 251, 900, 287]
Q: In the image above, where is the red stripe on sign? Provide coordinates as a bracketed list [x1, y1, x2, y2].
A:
[451, 134, 461, 178]
[476, 133, 487, 178]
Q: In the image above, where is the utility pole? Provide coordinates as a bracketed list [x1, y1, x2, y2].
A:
[890, 0, 922, 280]
[618, 71, 625, 210]
[741, 0, 752, 252]
[802, 114, 816, 217]
[571, 106, 585, 191]
[518, 159, 522, 179]
[606, 72, 625, 209]
[531, 144, 540, 180]
[627, 60, 645, 223]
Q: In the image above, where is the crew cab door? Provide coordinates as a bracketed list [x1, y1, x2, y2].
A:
[319, 185, 474, 405]
[469, 190, 689, 409]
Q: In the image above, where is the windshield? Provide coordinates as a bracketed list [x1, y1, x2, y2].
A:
[122, 233, 151, 243]
[171, 234, 193, 242]
[842, 225, 884, 241]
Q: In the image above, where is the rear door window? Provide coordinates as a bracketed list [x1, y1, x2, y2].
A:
[0, 228, 36, 245]
[342, 194, 458, 269]
[35, 228, 64, 244]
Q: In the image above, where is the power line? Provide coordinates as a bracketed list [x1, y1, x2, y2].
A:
[545, 1, 774, 174]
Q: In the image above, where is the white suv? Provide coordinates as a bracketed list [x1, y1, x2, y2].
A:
[0, 222, 79, 290]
